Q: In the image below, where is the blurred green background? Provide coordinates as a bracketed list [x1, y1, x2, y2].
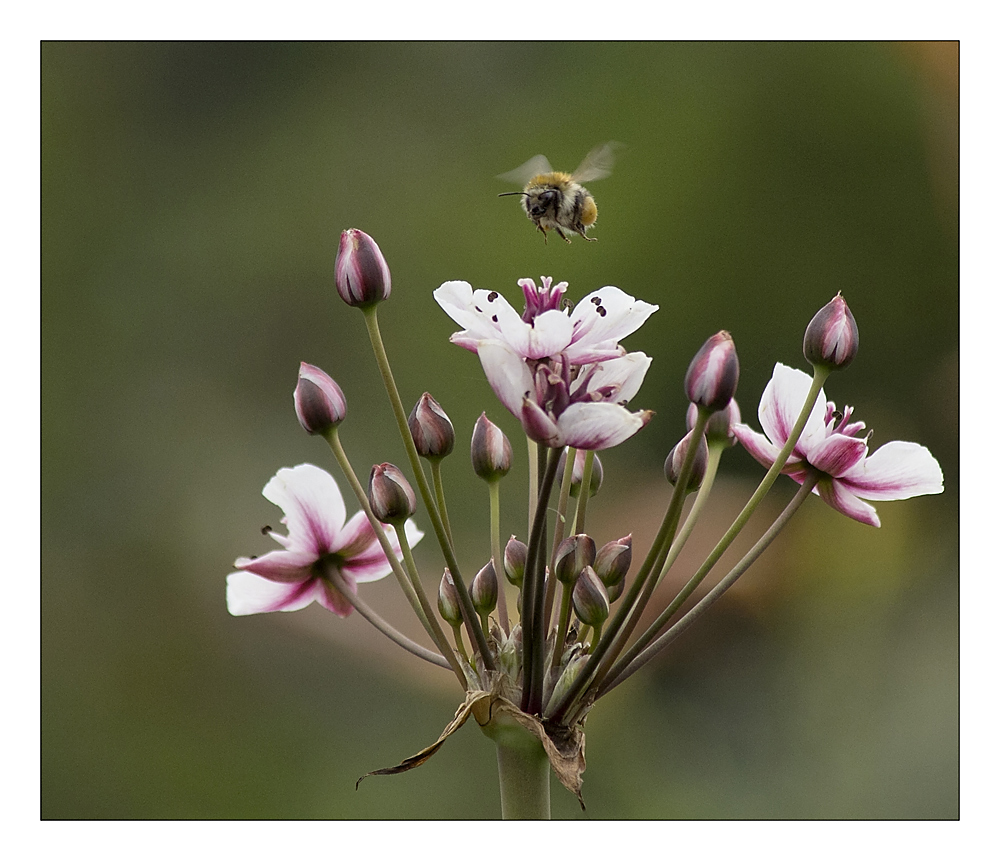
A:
[42, 41, 957, 819]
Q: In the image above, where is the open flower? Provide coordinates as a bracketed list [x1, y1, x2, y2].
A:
[477, 340, 653, 450]
[227, 463, 422, 616]
[434, 277, 658, 365]
[733, 363, 943, 527]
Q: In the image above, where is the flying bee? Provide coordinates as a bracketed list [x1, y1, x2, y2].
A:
[497, 142, 621, 243]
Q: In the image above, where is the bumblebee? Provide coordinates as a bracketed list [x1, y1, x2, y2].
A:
[498, 142, 620, 243]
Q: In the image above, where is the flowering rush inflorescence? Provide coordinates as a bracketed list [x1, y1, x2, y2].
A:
[228, 231, 944, 818]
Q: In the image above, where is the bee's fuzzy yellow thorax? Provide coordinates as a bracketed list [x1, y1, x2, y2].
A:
[527, 171, 574, 189]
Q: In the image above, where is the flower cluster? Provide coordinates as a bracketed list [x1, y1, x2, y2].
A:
[228, 228, 944, 819]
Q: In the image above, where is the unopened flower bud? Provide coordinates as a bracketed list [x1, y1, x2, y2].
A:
[471, 413, 512, 482]
[498, 624, 522, 679]
[688, 399, 741, 447]
[408, 392, 455, 460]
[503, 536, 527, 587]
[294, 362, 347, 434]
[803, 292, 859, 370]
[368, 463, 416, 524]
[664, 430, 709, 492]
[684, 331, 739, 412]
[438, 570, 462, 626]
[572, 566, 609, 629]
[334, 228, 391, 308]
[553, 534, 597, 584]
[471, 560, 499, 616]
[557, 449, 604, 498]
[546, 650, 588, 717]
[606, 577, 626, 604]
[594, 535, 632, 590]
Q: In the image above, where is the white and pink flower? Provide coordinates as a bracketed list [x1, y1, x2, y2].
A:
[227, 463, 422, 616]
[733, 363, 943, 527]
[435, 276, 657, 451]
[434, 277, 658, 365]
[477, 340, 653, 450]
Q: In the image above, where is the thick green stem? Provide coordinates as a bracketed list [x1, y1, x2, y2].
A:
[483, 715, 551, 820]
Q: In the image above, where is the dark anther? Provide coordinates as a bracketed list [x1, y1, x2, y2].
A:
[488, 291, 499, 301]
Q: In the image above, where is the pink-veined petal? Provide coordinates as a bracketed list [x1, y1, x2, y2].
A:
[332, 509, 378, 558]
[226, 571, 323, 615]
[733, 423, 783, 470]
[346, 520, 424, 583]
[837, 440, 944, 501]
[568, 287, 658, 352]
[816, 478, 881, 527]
[262, 464, 346, 556]
[563, 340, 627, 365]
[557, 402, 651, 450]
[448, 333, 481, 353]
[477, 340, 535, 417]
[518, 308, 575, 359]
[234, 549, 316, 583]
[316, 577, 355, 618]
[758, 363, 827, 457]
[807, 433, 869, 478]
[579, 352, 652, 405]
[521, 398, 564, 446]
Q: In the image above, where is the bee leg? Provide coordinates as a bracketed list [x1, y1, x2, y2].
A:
[575, 224, 598, 242]
[536, 224, 549, 244]
[555, 227, 572, 244]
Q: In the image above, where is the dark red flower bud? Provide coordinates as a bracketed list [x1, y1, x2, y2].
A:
[684, 331, 739, 412]
[334, 228, 391, 308]
[438, 570, 462, 626]
[294, 362, 347, 434]
[687, 399, 741, 447]
[503, 536, 527, 587]
[553, 534, 597, 585]
[368, 463, 416, 524]
[664, 430, 709, 492]
[803, 293, 859, 370]
[471, 413, 512, 482]
[471, 560, 499, 616]
[572, 566, 609, 629]
[408, 392, 455, 460]
[557, 449, 604, 498]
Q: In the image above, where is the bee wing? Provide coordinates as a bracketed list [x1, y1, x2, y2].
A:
[497, 154, 554, 185]
[571, 141, 623, 183]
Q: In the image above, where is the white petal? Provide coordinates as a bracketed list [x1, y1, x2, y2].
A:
[518, 308, 574, 359]
[568, 286, 658, 352]
[347, 520, 425, 583]
[226, 571, 322, 615]
[816, 479, 881, 527]
[838, 441, 944, 501]
[579, 352, 652, 404]
[733, 423, 783, 470]
[262, 464, 346, 556]
[434, 281, 536, 354]
[477, 340, 535, 418]
[758, 363, 827, 456]
[557, 402, 649, 450]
